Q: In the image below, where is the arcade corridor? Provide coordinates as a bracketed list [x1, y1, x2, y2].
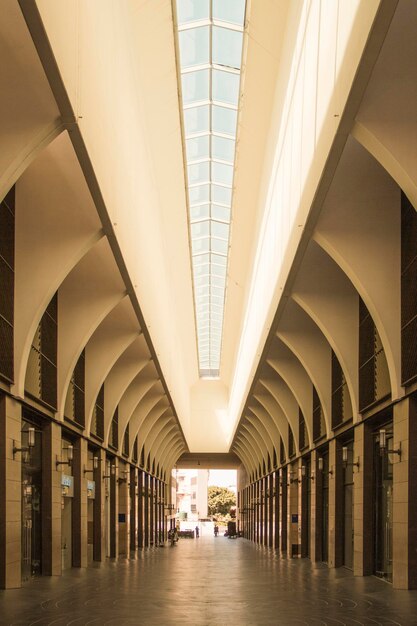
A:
[1, 537, 417, 625]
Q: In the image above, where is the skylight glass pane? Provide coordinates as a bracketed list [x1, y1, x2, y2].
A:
[213, 0, 246, 25]
[212, 185, 232, 206]
[212, 161, 233, 186]
[212, 275, 226, 288]
[212, 221, 229, 239]
[211, 204, 230, 222]
[195, 276, 210, 290]
[210, 285, 224, 297]
[190, 204, 210, 221]
[212, 238, 228, 255]
[177, 0, 210, 24]
[212, 263, 226, 277]
[193, 253, 210, 265]
[186, 136, 210, 162]
[193, 263, 210, 277]
[213, 27, 243, 70]
[211, 296, 224, 306]
[212, 106, 237, 136]
[212, 70, 240, 105]
[196, 312, 209, 322]
[179, 27, 210, 68]
[212, 136, 235, 162]
[189, 184, 210, 205]
[211, 253, 227, 266]
[188, 161, 210, 185]
[191, 220, 210, 238]
[184, 105, 210, 135]
[192, 237, 210, 254]
[182, 70, 210, 105]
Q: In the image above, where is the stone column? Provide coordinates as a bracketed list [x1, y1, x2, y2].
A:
[280, 468, 287, 554]
[393, 395, 417, 589]
[118, 463, 129, 556]
[144, 473, 149, 547]
[109, 459, 118, 558]
[0, 395, 22, 588]
[309, 450, 320, 562]
[353, 422, 373, 576]
[300, 460, 308, 558]
[264, 476, 269, 547]
[137, 470, 144, 548]
[41, 420, 62, 576]
[274, 470, 280, 550]
[130, 467, 137, 552]
[149, 476, 154, 547]
[250, 483, 255, 541]
[93, 448, 106, 561]
[287, 461, 300, 558]
[259, 479, 264, 545]
[328, 439, 343, 568]
[72, 437, 88, 568]
[268, 473, 274, 548]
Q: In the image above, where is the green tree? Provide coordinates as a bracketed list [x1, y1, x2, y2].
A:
[208, 485, 236, 516]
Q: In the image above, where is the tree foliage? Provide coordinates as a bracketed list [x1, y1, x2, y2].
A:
[208, 485, 236, 516]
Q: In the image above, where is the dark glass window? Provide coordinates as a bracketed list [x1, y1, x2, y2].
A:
[0, 187, 15, 382]
[288, 424, 295, 458]
[401, 193, 417, 385]
[123, 423, 129, 457]
[280, 437, 285, 465]
[313, 386, 325, 441]
[25, 293, 58, 409]
[133, 435, 138, 462]
[299, 408, 308, 450]
[92, 383, 104, 440]
[110, 406, 119, 449]
[65, 350, 85, 427]
[359, 299, 390, 411]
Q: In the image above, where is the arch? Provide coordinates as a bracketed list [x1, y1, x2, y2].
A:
[313, 136, 400, 399]
[267, 337, 313, 448]
[277, 298, 332, 435]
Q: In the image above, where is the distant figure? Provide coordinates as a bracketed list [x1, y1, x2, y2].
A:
[195, 526, 199, 538]
[214, 524, 219, 537]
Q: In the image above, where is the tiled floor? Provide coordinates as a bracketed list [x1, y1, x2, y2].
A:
[1, 536, 417, 625]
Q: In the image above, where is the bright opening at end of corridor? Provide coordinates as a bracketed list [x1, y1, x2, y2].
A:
[172, 468, 237, 536]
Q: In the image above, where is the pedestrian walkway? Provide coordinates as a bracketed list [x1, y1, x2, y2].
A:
[1, 537, 417, 625]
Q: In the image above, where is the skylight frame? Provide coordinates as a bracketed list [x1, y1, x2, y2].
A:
[175, 0, 246, 377]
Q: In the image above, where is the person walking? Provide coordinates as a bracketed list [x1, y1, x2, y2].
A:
[195, 526, 199, 538]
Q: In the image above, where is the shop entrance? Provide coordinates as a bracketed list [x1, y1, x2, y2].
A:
[373, 428, 393, 582]
[21, 421, 42, 582]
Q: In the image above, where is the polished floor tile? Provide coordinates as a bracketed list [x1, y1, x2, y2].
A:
[1, 536, 417, 625]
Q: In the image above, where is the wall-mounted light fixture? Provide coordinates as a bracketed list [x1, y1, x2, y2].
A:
[103, 464, 116, 479]
[13, 427, 35, 459]
[84, 456, 99, 474]
[379, 428, 401, 460]
[318, 457, 333, 476]
[56, 444, 74, 468]
[342, 446, 360, 470]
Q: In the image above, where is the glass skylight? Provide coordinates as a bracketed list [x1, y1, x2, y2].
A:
[175, 0, 246, 377]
